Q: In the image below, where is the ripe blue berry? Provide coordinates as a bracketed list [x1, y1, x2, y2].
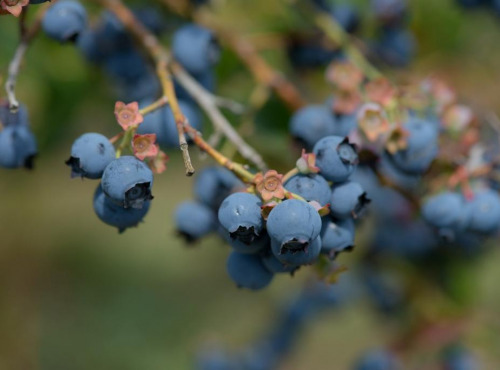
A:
[330, 181, 370, 219]
[320, 218, 355, 258]
[93, 184, 150, 233]
[284, 174, 332, 206]
[194, 166, 243, 210]
[261, 252, 298, 274]
[137, 99, 202, 148]
[289, 105, 336, 150]
[271, 236, 322, 266]
[218, 192, 263, 244]
[267, 199, 322, 253]
[467, 189, 500, 234]
[66, 133, 116, 179]
[175, 201, 217, 242]
[172, 24, 220, 75]
[313, 136, 358, 182]
[101, 156, 153, 209]
[390, 117, 438, 174]
[422, 191, 468, 230]
[42, 0, 87, 43]
[226, 252, 274, 290]
[0, 124, 37, 169]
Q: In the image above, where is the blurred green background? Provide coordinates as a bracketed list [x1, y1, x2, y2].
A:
[1, 0, 500, 369]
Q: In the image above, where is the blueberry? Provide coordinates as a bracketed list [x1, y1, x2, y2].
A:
[101, 156, 154, 209]
[229, 232, 270, 254]
[467, 189, 500, 234]
[194, 166, 243, 210]
[42, 0, 87, 43]
[93, 184, 150, 233]
[374, 28, 416, 68]
[313, 136, 358, 182]
[320, 218, 355, 258]
[330, 181, 370, 219]
[172, 24, 220, 75]
[175, 69, 216, 103]
[0, 124, 37, 169]
[271, 236, 322, 266]
[226, 252, 274, 290]
[390, 117, 438, 174]
[289, 105, 336, 150]
[66, 133, 116, 179]
[175, 201, 217, 242]
[284, 174, 332, 206]
[422, 191, 468, 230]
[218, 192, 263, 244]
[137, 99, 202, 148]
[267, 199, 322, 253]
[261, 252, 298, 274]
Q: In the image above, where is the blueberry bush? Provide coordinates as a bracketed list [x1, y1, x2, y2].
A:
[1, 0, 500, 369]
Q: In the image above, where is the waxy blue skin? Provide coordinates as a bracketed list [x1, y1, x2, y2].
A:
[313, 135, 358, 182]
[101, 156, 153, 209]
[194, 166, 243, 210]
[261, 252, 298, 274]
[175, 201, 216, 242]
[137, 99, 202, 148]
[226, 252, 274, 290]
[93, 185, 150, 233]
[284, 174, 332, 206]
[267, 199, 322, 249]
[467, 189, 500, 234]
[0, 124, 37, 169]
[290, 105, 336, 150]
[42, 0, 87, 43]
[330, 181, 369, 219]
[422, 191, 468, 230]
[218, 192, 263, 243]
[320, 218, 355, 258]
[66, 132, 116, 179]
[390, 117, 438, 174]
[271, 236, 322, 266]
[172, 24, 220, 75]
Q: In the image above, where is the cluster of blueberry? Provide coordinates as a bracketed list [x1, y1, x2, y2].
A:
[66, 133, 153, 232]
[175, 133, 369, 290]
[288, 0, 415, 69]
[34, 0, 223, 230]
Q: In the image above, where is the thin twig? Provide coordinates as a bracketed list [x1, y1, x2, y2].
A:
[171, 65, 268, 171]
[5, 2, 56, 111]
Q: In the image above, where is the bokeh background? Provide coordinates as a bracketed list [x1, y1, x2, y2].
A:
[1, 0, 500, 369]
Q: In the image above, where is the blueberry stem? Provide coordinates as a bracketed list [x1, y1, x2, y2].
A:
[5, 1, 58, 111]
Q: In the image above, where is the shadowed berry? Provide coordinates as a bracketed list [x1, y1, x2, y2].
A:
[226, 252, 274, 290]
[175, 201, 217, 242]
[93, 184, 150, 233]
